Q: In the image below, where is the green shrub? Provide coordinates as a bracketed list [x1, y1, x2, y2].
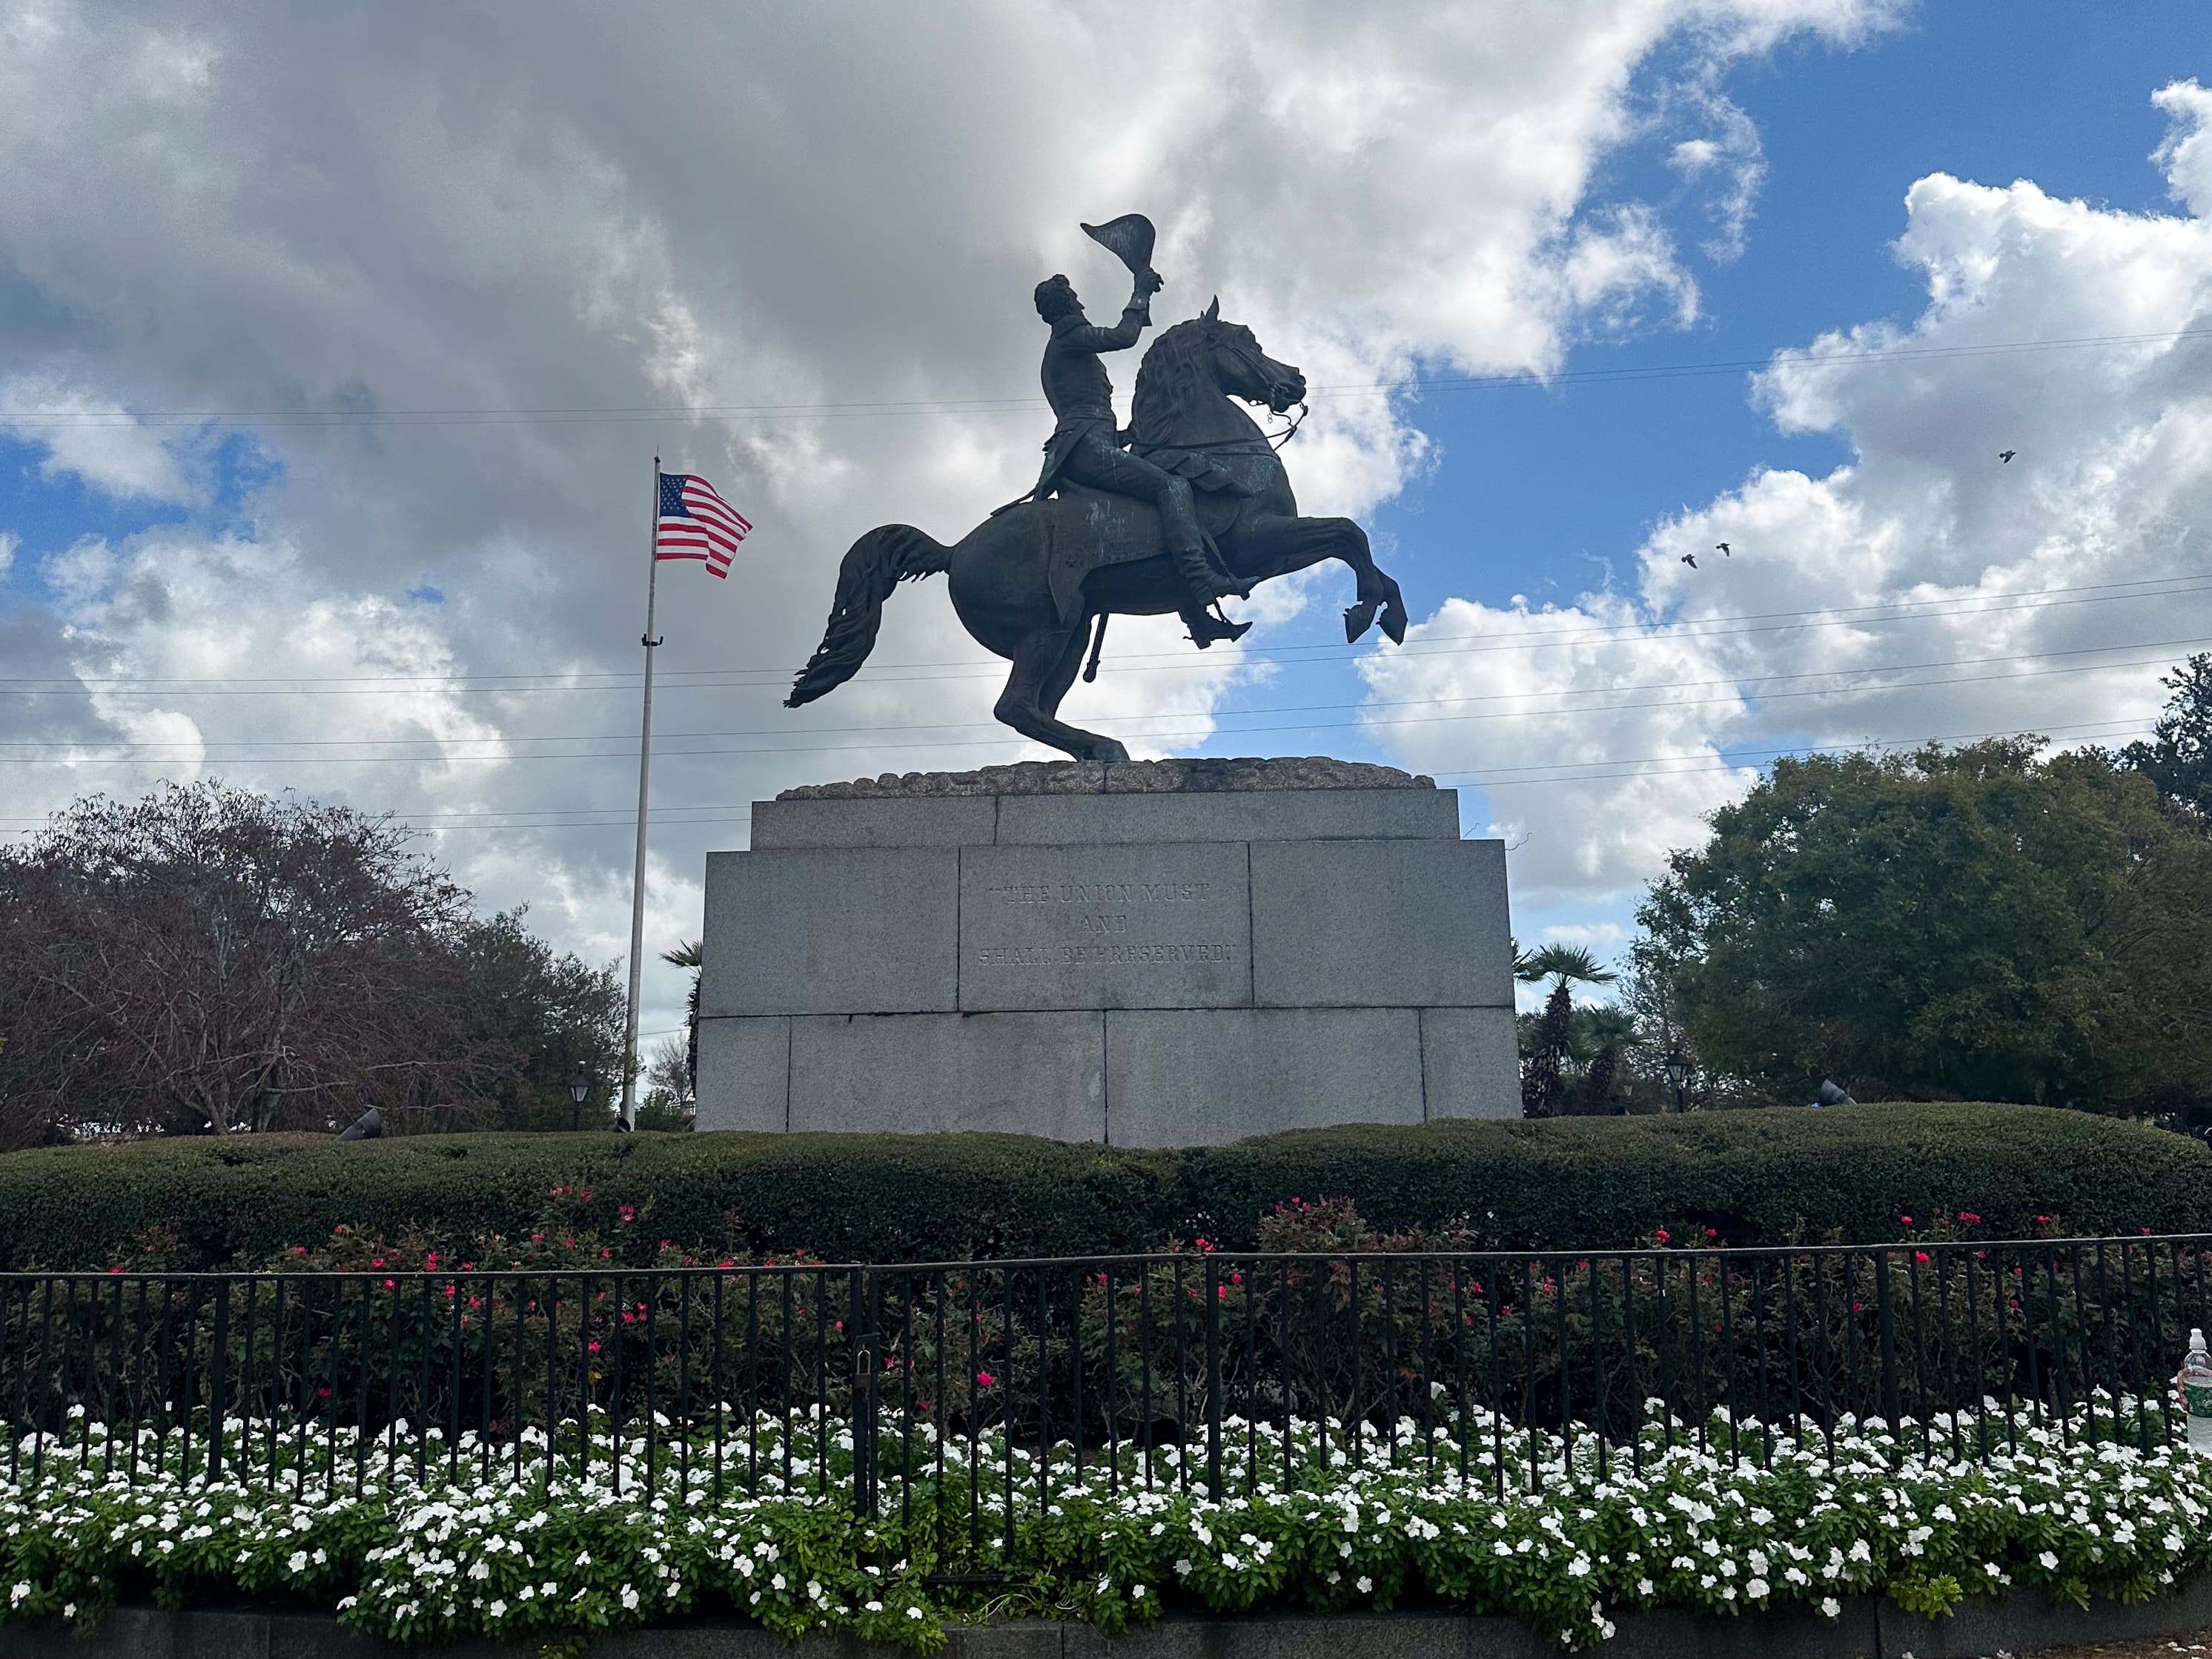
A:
[0, 1102, 2204, 1270]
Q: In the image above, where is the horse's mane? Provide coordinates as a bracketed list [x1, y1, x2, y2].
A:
[1129, 318, 1216, 446]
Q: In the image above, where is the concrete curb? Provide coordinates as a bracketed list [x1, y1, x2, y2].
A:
[7, 1581, 2211, 1659]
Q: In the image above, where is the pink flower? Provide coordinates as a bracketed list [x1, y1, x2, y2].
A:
[976, 1370, 996, 1388]
[1652, 1228, 1670, 1243]
[1899, 1215, 1913, 1226]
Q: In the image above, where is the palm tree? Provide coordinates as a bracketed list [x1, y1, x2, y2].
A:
[1573, 1004, 1638, 1115]
[661, 939, 703, 1104]
[1516, 943, 1618, 994]
[1515, 944, 1618, 1119]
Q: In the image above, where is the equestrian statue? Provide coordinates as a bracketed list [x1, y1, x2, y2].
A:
[787, 213, 1408, 763]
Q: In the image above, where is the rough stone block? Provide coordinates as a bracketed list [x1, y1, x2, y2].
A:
[749, 795, 996, 850]
[994, 787, 1458, 847]
[700, 847, 958, 1016]
[1104, 1008, 1423, 1147]
[692, 1016, 791, 1132]
[1251, 839, 1511, 1009]
[1420, 1007, 1522, 1120]
[788, 1012, 1105, 1138]
[959, 842, 1252, 1011]
[1878, 1575, 2212, 1659]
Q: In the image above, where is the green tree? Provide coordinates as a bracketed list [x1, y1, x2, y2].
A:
[2120, 652, 2212, 820]
[458, 910, 626, 1130]
[1515, 944, 1617, 1118]
[661, 937, 703, 1102]
[1639, 738, 2212, 1110]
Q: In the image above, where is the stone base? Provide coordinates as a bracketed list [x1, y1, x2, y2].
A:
[25, 1580, 2212, 1659]
[697, 758, 1517, 1145]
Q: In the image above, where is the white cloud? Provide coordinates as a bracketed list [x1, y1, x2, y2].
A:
[0, 0, 1899, 1038]
[1, 377, 199, 501]
[1362, 80, 2212, 927]
[2153, 79, 2212, 216]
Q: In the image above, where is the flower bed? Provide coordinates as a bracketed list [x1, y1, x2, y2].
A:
[4, 1405, 2208, 1652]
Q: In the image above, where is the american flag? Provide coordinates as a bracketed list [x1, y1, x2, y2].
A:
[654, 471, 750, 578]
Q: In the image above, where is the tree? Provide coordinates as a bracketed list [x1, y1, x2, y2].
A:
[1572, 1005, 1638, 1116]
[457, 910, 626, 1132]
[1515, 944, 1617, 1118]
[660, 937, 703, 1104]
[636, 1035, 696, 1132]
[2120, 652, 2212, 820]
[0, 782, 623, 1145]
[1639, 739, 2212, 1111]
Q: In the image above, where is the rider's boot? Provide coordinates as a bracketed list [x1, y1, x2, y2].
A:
[1182, 604, 1252, 649]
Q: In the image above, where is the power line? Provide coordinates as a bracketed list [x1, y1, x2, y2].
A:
[7, 574, 2207, 697]
[2, 629, 2199, 755]
[4, 716, 2147, 834]
[0, 639, 2191, 767]
[2, 327, 2202, 428]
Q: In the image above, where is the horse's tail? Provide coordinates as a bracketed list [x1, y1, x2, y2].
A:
[785, 524, 951, 707]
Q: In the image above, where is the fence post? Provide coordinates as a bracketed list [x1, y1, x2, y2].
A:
[1204, 1255, 1222, 1501]
[1873, 1251, 1901, 1448]
[850, 1268, 877, 1518]
[208, 1279, 230, 1482]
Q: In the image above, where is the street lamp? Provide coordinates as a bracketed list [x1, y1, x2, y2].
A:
[1662, 1047, 1689, 1114]
[569, 1061, 591, 1133]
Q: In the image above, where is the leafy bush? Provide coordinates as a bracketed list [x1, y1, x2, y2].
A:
[3, 1405, 2210, 1650]
[0, 1102, 2205, 1271]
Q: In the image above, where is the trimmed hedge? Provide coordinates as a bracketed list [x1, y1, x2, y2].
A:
[0, 1102, 2206, 1271]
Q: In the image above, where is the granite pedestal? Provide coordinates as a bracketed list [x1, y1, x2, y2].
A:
[695, 758, 1517, 1146]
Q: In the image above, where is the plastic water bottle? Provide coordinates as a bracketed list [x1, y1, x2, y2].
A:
[2180, 1329, 2212, 1452]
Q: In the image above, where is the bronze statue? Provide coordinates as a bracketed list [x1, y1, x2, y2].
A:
[788, 214, 1408, 764]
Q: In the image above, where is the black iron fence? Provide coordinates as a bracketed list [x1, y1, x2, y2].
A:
[5, 1237, 2207, 1526]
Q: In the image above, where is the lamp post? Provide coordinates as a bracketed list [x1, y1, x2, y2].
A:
[1662, 1047, 1689, 1114]
[569, 1061, 591, 1133]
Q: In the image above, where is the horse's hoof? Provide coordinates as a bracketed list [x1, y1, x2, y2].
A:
[1343, 600, 1377, 643]
[1381, 603, 1408, 645]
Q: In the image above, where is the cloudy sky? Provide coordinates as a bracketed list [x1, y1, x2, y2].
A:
[3, 0, 2209, 1045]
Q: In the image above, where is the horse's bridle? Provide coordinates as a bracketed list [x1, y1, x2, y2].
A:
[1211, 328, 1309, 450]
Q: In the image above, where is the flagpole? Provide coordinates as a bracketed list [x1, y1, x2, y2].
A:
[619, 454, 663, 1130]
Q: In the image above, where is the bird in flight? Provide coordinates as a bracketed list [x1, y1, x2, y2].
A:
[1999, 450, 2016, 463]
[1680, 552, 1698, 569]
[1715, 542, 1731, 555]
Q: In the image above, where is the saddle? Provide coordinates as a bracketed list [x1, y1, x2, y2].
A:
[1042, 448, 1253, 627]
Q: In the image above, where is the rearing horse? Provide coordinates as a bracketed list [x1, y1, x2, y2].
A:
[787, 302, 1409, 762]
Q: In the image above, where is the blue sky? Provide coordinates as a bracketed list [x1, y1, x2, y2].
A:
[2, 0, 2209, 1031]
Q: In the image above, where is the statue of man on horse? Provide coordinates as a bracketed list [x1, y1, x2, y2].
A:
[1013, 216, 1251, 649]
[787, 213, 1408, 764]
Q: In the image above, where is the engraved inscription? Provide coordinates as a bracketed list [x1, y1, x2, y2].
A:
[961, 843, 1250, 1010]
[976, 870, 1234, 970]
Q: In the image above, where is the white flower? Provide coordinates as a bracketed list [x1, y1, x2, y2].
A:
[907, 1606, 924, 1620]
[1356, 1576, 1373, 1595]
[1820, 1597, 1841, 1618]
[620, 1586, 641, 1611]
[487, 1599, 507, 1618]
[2039, 1551, 2059, 1569]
